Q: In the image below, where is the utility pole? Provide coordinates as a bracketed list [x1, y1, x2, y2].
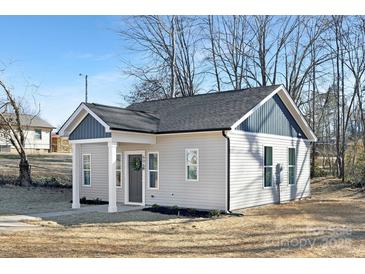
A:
[79, 73, 88, 103]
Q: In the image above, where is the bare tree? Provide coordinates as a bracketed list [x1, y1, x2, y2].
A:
[206, 16, 221, 92]
[342, 16, 365, 146]
[0, 80, 35, 187]
[281, 16, 330, 102]
[119, 16, 201, 103]
[203, 16, 253, 90]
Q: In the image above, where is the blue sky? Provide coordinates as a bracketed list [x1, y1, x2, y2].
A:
[0, 16, 133, 128]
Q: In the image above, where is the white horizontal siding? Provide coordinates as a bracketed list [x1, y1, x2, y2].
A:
[76, 132, 227, 210]
[119, 132, 227, 210]
[229, 131, 311, 210]
[79, 143, 109, 201]
[0, 128, 51, 150]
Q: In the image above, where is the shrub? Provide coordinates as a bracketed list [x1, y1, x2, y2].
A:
[209, 209, 221, 218]
[75, 197, 108, 205]
[0, 175, 19, 186]
[32, 176, 72, 188]
[312, 166, 328, 178]
[346, 152, 365, 189]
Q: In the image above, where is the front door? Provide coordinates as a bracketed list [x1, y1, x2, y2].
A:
[128, 154, 143, 203]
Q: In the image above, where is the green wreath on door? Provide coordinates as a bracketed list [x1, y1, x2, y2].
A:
[132, 158, 142, 171]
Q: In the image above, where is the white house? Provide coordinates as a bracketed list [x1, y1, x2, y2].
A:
[0, 114, 54, 153]
[59, 85, 316, 213]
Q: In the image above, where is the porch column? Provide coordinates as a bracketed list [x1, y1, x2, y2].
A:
[72, 143, 80, 209]
[108, 141, 118, 213]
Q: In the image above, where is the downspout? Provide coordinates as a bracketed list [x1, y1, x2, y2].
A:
[222, 130, 231, 213]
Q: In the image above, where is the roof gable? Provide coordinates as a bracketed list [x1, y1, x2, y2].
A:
[237, 94, 307, 138]
[69, 114, 111, 140]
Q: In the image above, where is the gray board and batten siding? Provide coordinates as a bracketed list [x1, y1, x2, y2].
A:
[69, 114, 111, 140]
[237, 94, 307, 139]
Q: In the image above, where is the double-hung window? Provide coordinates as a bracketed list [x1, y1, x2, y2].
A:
[148, 152, 159, 188]
[264, 146, 273, 187]
[34, 129, 42, 140]
[186, 149, 199, 181]
[288, 148, 296, 185]
[116, 153, 122, 187]
[82, 154, 91, 186]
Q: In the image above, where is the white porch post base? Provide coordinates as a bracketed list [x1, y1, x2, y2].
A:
[108, 205, 118, 213]
[72, 143, 80, 209]
[108, 141, 117, 213]
[72, 202, 80, 209]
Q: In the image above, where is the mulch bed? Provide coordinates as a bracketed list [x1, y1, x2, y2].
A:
[143, 205, 222, 218]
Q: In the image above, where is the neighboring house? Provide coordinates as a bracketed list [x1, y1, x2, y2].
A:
[51, 133, 71, 153]
[0, 114, 54, 154]
[59, 85, 316, 213]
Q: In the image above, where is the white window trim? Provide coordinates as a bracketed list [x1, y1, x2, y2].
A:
[147, 152, 159, 189]
[34, 129, 42, 140]
[82, 154, 91, 187]
[116, 153, 122, 188]
[185, 148, 199, 182]
[288, 147, 296, 186]
[262, 146, 273, 189]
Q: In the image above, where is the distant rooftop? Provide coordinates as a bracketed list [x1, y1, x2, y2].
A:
[0, 113, 55, 129]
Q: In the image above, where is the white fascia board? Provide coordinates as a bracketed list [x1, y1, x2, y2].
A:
[111, 130, 156, 144]
[69, 138, 111, 144]
[277, 89, 317, 142]
[230, 85, 317, 142]
[83, 104, 111, 133]
[58, 103, 110, 137]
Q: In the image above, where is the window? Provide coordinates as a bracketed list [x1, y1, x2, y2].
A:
[82, 154, 91, 186]
[148, 152, 159, 188]
[116, 153, 122, 187]
[186, 149, 199, 181]
[288, 148, 296, 185]
[34, 129, 42, 140]
[264, 146, 273, 187]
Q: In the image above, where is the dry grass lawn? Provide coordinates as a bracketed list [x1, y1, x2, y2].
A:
[0, 153, 72, 186]
[0, 178, 364, 257]
[0, 185, 72, 214]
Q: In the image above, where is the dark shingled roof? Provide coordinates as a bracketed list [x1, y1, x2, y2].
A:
[86, 85, 281, 134]
[85, 103, 160, 133]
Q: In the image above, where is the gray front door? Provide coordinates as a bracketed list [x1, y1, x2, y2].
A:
[128, 154, 143, 203]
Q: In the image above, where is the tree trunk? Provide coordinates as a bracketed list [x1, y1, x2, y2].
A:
[340, 48, 345, 182]
[208, 16, 221, 92]
[310, 46, 316, 178]
[19, 157, 32, 187]
[334, 20, 342, 179]
[170, 16, 176, 98]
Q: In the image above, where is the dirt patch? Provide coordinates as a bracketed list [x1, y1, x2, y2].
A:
[0, 178, 364, 257]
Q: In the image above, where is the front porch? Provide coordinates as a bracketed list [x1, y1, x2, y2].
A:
[70, 131, 156, 213]
[36, 203, 144, 218]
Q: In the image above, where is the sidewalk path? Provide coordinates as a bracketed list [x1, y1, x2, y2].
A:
[31, 204, 144, 218]
[0, 215, 41, 232]
[0, 204, 143, 232]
